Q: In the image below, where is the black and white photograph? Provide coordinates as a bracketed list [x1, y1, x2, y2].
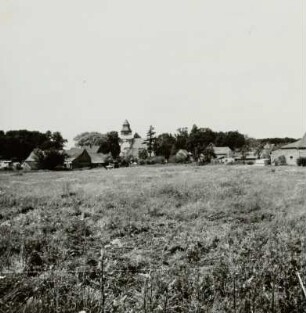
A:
[0, 1, 305, 312]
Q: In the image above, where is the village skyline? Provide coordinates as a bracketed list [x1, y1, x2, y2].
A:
[0, 118, 305, 150]
[1, 0, 305, 147]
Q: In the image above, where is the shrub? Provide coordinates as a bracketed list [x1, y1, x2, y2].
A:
[297, 157, 306, 166]
[176, 150, 189, 163]
[138, 159, 146, 165]
[35, 148, 66, 170]
[147, 156, 165, 165]
[120, 158, 130, 167]
[274, 155, 287, 166]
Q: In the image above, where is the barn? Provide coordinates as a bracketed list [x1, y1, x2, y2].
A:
[64, 148, 91, 169]
[23, 151, 40, 170]
[271, 133, 306, 166]
[213, 146, 233, 159]
[85, 146, 112, 167]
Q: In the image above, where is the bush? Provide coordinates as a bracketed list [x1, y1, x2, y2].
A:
[274, 155, 287, 166]
[297, 157, 306, 166]
[120, 158, 130, 167]
[146, 156, 166, 165]
[138, 159, 146, 165]
[35, 148, 66, 170]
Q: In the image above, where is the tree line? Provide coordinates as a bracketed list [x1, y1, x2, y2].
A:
[0, 130, 66, 162]
[0, 128, 297, 168]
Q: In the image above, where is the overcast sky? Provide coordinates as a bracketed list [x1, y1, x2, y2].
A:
[0, 0, 305, 147]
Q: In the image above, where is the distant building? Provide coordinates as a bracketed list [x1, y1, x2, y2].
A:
[119, 120, 147, 160]
[23, 151, 40, 170]
[85, 146, 112, 167]
[213, 146, 233, 160]
[0, 160, 13, 170]
[271, 133, 306, 165]
[64, 148, 91, 169]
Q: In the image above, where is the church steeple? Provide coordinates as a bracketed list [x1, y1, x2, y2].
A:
[121, 120, 132, 136]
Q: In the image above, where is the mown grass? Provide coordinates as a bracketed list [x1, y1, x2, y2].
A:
[0, 165, 305, 312]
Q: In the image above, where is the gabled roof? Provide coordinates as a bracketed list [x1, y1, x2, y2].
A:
[87, 151, 111, 164]
[65, 148, 84, 158]
[25, 151, 38, 162]
[280, 133, 306, 149]
[213, 147, 232, 155]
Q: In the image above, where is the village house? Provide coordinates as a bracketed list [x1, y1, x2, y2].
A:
[211, 146, 234, 163]
[271, 133, 306, 166]
[213, 146, 233, 159]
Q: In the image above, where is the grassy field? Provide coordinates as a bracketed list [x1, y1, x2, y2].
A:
[0, 165, 305, 313]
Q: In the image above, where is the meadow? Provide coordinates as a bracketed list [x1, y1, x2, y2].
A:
[0, 164, 305, 313]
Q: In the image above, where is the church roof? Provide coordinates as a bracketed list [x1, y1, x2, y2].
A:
[121, 119, 132, 134]
[87, 152, 111, 164]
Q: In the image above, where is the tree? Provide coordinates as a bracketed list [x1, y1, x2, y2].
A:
[138, 149, 148, 160]
[74, 131, 121, 159]
[240, 144, 250, 162]
[202, 143, 216, 163]
[187, 125, 216, 159]
[223, 131, 245, 150]
[0, 130, 67, 162]
[106, 131, 121, 159]
[40, 131, 67, 150]
[155, 133, 176, 160]
[34, 148, 66, 170]
[74, 132, 107, 147]
[175, 127, 189, 151]
[144, 126, 156, 157]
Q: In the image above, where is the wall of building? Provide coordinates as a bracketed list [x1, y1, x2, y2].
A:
[271, 149, 306, 166]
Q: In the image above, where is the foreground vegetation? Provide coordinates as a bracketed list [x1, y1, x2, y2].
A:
[0, 165, 305, 313]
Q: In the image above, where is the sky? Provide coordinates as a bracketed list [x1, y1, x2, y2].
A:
[0, 0, 305, 147]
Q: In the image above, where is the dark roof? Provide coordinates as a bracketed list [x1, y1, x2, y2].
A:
[280, 133, 306, 149]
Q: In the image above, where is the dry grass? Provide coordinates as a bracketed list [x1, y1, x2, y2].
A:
[0, 165, 305, 312]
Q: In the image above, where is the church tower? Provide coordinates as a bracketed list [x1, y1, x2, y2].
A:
[120, 119, 133, 141]
[120, 119, 133, 157]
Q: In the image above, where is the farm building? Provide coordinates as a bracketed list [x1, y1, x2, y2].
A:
[23, 151, 40, 170]
[213, 146, 233, 160]
[64, 148, 91, 169]
[85, 146, 112, 167]
[271, 133, 306, 165]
